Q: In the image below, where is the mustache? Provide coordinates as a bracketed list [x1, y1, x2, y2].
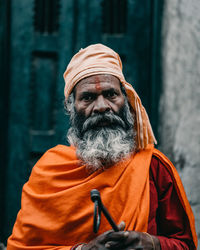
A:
[82, 113, 126, 133]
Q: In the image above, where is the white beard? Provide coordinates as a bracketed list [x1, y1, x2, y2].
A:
[66, 95, 136, 173]
[75, 127, 135, 173]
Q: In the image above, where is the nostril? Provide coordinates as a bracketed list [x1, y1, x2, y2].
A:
[93, 109, 99, 114]
[94, 107, 111, 114]
[93, 97, 111, 114]
[93, 107, 111, 115]
[105, 107, 111, 112]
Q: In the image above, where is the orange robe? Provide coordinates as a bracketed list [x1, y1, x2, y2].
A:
[7, 145, 197, 249]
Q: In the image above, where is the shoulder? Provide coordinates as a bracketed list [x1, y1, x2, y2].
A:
[36, 144, 77, 166]
[149, 148, 184, 198]
[26, 145, 79, 193]
[150, 151, 175, 197]
[29, 144, 78, 181]
[151, 148, 184, 186]
[150, 148, 178, 176]
[152, 148, 174, 167]
[43, 144, 76, 159]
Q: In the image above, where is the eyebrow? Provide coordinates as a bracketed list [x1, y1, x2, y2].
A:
[80, 91, 96, 97]
[80, 88, 119, 95]
[102, 88, 119, 94]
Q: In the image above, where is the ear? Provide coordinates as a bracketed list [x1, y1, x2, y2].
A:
[64, 93, 75, 114]
[120, 84, 127, 96]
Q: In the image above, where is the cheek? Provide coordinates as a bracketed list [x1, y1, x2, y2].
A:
[84, 105, 93, 117]
[112, 97, 125, 112]
[75, 102, 93, 117]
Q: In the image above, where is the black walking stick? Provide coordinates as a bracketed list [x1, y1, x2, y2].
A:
[90, 189, 144, 249]
[90, 189, 119, 233]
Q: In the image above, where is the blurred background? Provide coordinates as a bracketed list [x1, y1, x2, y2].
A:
[0, 0, 199, 247]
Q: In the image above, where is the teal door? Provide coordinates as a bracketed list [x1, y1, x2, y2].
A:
[0, 0, 163, 243]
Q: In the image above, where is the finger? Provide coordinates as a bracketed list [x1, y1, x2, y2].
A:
[105, 240, 123, 249]
[105, 240, 143, 250]
[99, 231, 129, 244]
[125, 231, 140, 245]
[105, 241, 118, 249]
[118, 221, 126, 231]
[105, 231, 129, 241]
[105, 231, 140, 247]
[105, 240, 129, 249]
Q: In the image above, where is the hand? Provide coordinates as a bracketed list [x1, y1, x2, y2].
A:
[82, 221, 126, 250]
[104, 231, 161, 250]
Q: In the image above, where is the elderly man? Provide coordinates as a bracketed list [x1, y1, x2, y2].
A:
[7, 44, 197, 250]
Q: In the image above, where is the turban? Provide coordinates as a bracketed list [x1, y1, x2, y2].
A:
[63, 44, 157, 149]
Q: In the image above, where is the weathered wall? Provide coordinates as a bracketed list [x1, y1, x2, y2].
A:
[159, 0, 200, 247]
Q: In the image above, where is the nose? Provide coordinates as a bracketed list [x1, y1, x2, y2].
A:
[93, 95, 111, 114]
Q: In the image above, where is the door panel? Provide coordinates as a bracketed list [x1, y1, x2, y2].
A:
[2, 0, 163, 242]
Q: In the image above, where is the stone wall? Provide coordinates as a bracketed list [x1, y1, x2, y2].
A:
[159, 0, 200, 247]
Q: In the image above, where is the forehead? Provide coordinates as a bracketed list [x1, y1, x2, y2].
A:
[75, 74, 121, 93]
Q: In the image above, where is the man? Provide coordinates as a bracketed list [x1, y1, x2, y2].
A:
[7, 44, 197, 249]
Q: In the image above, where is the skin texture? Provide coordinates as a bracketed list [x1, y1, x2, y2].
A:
[74, 74, 125, 118]
[81, 222, 160, 250]
[74, 74, 161, 250]
[94, 76, 102, 91]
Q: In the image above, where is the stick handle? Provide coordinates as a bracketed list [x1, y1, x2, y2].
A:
[90, 189, 119, 232]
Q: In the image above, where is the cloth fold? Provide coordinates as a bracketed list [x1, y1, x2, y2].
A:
[7, 144, 153, 249]
[7, 145, 197, 249]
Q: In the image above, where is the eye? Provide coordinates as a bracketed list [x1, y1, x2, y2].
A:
[105, 90, 117, 99]
[82, 94, 95, 102]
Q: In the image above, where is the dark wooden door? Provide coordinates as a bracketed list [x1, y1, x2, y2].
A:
[0, 0, 163, 243]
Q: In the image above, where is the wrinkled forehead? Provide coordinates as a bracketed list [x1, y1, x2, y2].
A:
[73, 74, 124, 95]
[76, 74, 120, 86]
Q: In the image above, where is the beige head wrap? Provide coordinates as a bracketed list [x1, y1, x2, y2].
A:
[63, 44, 157, 149]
